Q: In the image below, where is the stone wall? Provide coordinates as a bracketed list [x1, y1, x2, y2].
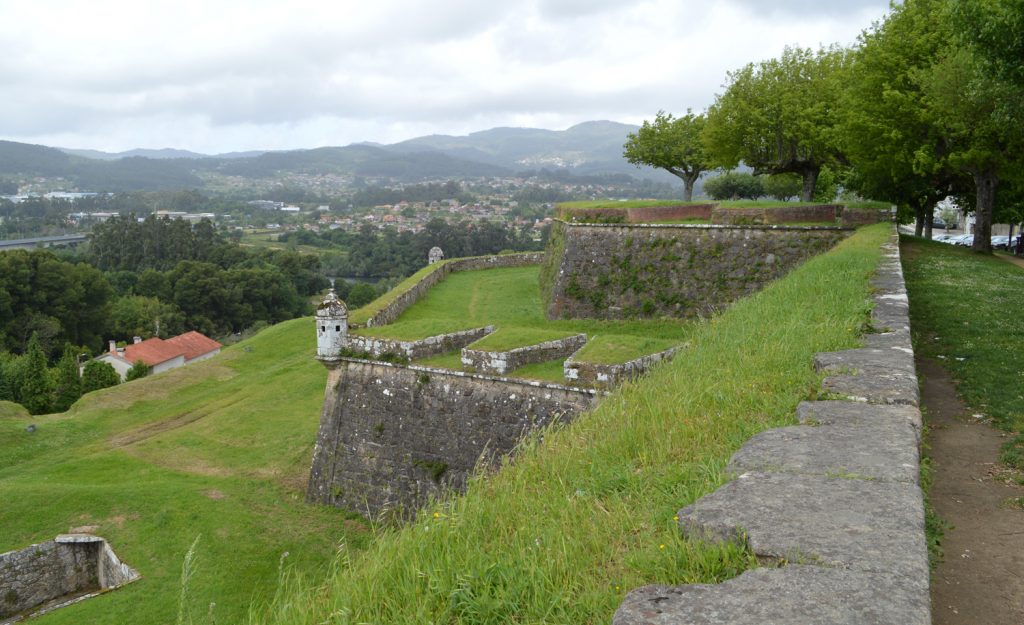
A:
[461, 333, 587, 375]
[344, 326, 494, 361]
[615, 229, 931, 625]
[711, 204, 840, 225]
[364, 253, 544, 327]
[563, 345, 682, 387]
[307, 358, 597, 519]
[0, 535, 139, 620]
[841, 207, 891, 226]
[545, 223, 850, 320]
[560, 204, 714, 224]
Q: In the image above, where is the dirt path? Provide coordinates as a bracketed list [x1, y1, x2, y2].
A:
[995, 252, 1024, 270]
[920, 357, 1024, 624]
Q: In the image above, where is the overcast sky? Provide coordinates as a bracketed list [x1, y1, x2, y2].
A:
[0, 0, 892, 153]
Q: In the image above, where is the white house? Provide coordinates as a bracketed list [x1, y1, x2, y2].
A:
[94, 331, 222, 381]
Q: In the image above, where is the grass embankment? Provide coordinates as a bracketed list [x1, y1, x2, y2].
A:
[253, 223, 891, 625]
[901, 236, 1024, 468]
[357, 265, 690, 379]
[0, 320, 366, 625]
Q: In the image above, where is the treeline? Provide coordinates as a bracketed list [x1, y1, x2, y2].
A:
[280, 218, 546, 279]
[626, 0, 1024, 246]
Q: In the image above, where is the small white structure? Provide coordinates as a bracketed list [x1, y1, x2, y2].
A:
[316, 289, 348, 360]
[428, 246, 444, 264]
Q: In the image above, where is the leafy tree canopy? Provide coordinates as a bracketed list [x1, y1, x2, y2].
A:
[623, 110, 710, 201]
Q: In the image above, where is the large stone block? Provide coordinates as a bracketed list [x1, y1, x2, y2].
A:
[676, 472, 929, 583]
[613, 565, 929, 625]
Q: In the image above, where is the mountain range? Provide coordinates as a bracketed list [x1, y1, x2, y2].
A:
[0, 121, 675, 193]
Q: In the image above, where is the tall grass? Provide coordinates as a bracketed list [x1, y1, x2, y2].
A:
[253, 224, 890, 625]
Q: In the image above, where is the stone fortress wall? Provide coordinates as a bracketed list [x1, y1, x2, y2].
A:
[306, 358, 598, 519]
[544, 222, 852, 320]
[614, 229, 932, 625]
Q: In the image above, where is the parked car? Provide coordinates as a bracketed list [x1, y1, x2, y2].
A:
[991, 235, 1010, 249]
[933, 233, 957, 243]
[951, 234, 974, 246]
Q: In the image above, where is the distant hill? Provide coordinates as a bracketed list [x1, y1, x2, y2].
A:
[386, 120, 657, 177]
[62, 147, 266, 160]
[2, 120, 682, 192]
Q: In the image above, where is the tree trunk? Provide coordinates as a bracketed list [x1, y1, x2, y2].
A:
[914, 204, 925, 237]
[682, 172, 699, 202]
[971, 169, 997, 253]
[924, 210, 934, 240]
[800, 167, 820, 203]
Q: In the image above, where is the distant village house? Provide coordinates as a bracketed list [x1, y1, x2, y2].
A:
[95, 331, 222, 380]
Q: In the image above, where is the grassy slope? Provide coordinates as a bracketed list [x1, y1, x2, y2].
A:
[256, 224, 890, 625]
[0, 320, 367, 625]
[355, 265, 690, 365]
[901, 236, 1024, 468]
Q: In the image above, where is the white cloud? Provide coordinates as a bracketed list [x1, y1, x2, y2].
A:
[0, 0, 892, 152]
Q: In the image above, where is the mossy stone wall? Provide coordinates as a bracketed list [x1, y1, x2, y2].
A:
[545, 223, 850, 320]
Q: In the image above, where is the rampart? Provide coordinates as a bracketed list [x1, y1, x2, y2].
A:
[306, 358, 598, 519]
[0, 535, 138, 620]
[614, 229, 931, 625]
[563, 344, 683, 387]
[344, 326, 494, 360]
[544, 222, 850, 320]
[710, 204, 840, 224]
[461, 333, 588, 375]
[363, 252, 544, 327]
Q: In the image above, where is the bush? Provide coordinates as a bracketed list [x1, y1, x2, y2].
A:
[703, 171, 763, 200]
[125, 359, 150, 382]
[82, 360, 120, 393]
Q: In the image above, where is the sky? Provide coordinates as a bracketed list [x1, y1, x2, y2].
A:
[0, 0, 893, 154]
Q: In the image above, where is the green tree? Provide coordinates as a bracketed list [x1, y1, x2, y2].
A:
[125, 360, 150, 382]
[702, 171, 763, 200]
[705, 46, 847, 201]
[52, 344, 82, 412]
[916, 46, 1023, 252]
[346, 283, 379, 308]
[19, 333, 54, 415]
[838, 0, 961, 239]
[623, 110, 711, 201]
[81, 360, 120, 393]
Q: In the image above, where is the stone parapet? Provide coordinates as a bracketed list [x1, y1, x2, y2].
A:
[343, 326, 494, 361]
[563, 344, 682, 387]
[461, 333, 587, 375]
[614, 228, 931, 625]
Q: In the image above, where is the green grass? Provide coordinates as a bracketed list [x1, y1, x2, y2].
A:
[0, 320, 368, 625]
[253, 223, 891, 625]
[557, 200, 695, 210]
[901, 236, 1024, 468]
[348, 261, 449, 326]
[357, 265, 694, 367]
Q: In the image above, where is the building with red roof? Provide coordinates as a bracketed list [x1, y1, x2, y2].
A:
[94, 331, 222, 381]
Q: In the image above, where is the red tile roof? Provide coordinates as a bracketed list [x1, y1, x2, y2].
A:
[165, 331, 222, 361]
[122, 338, 185, 367]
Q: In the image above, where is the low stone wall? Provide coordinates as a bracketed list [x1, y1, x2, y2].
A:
[0, 535, 139, 620]
[711, 204, 841, 225]
[841, 207, 891, 226]
[365, 253, 544, 327]
[461, 333, 588, 375]
[344, 326, 494, 360]
[614, 229, 930, 625]
[545, 223, 850, 320]
[563, 345, 682, 387]
[626, 204, 714, 222]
